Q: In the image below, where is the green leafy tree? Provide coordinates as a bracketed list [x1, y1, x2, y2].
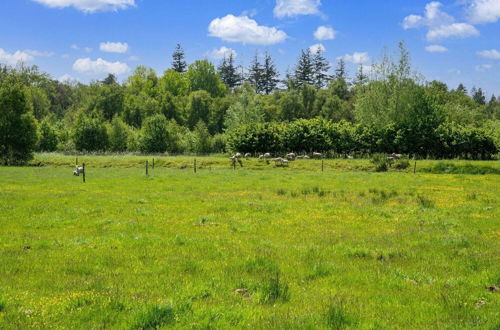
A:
[0, 83, 38, 164]
[224, 83, 265, 131]
[471, 87, 486, 105]
[193, 120, 212, 154]
[187, 90, 212, 129]
[140, 114, 170, 153]
[38, 119, 58, 152]
[73, 114, 109, 152]
[187, 60, 226, 97]
[108, 117, 129, 152]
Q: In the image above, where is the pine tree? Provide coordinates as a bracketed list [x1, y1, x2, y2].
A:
[334, 58, 347, 80]
[471, 87, 486, 105]
[262, 52, 280, 94]
[355, 64, 368, 85]
[171, 43, 187, 73]
[218, 53, 242, 89]
[312, 48, 330, 89]
[456, 83, 467, 94]
[294, 49, 314, 87]
[248, 53, 265, 93]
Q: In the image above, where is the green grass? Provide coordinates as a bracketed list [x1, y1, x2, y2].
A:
[0, 157, 499, 328]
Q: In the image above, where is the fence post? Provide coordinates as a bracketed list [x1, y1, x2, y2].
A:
[232, 158, 236, 170]
[146, 160, 149, 176]
[76, 157, 78, 166]
[414, 160, 417, 174]
[194, 159, 197, 173]
[152, 158, 155, 169]
[82, 163, 86, 183]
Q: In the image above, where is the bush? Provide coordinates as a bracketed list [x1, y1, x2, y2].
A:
[0, 83, 38, 165]
[108, 117, 129, 152]
[73, 114, 109, 152]
[393, 157, 410, 170]
[193, 121, 212, 154]
[140, 114, 170, 153]
[212, 134, 227, 153]
[371, 153, 389, 172]
[38, 119, 58, 152]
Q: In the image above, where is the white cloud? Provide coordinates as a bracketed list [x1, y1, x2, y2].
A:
[128, 55, 140, 61]
[475, 64, 493, 72]
[0, 49, 34, 66]
[100, 42, 129, 53]
[208, 14, 287, 45]
[31, 0, 135, 13]
[403, 2, 479, 41]
[314, 26, 336, 40]
[205, 46, 237, 60]
[25, 50, 55, 57]
[71, 44, 79, 50]
[467, 0, 500, 24]
[337, 52, 370, 64]
[58, 74, 76, 82]
[84, 47, 92, 53]
[274, 0, 321, 18]
[477, 49, 500, 59]
[73, 57, 129, 75]
[426, 23, 479, 41]
[309, 43, 326, 53]
[425, 44, 448, 53]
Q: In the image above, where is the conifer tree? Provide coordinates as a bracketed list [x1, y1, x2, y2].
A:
[294, 49, 314, 87]
[171, 44, 187, 73]
[334, 58, 347, 80]
[218, 53, 242, 89]
[312, 48, 330, 89]
[262, 52, 280, 94]
[248, 52, 265, 93]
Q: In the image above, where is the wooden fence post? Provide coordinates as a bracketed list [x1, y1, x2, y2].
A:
[414, 160, 417, 174]
[76, 157, 78, 165]
[152, 158, 155, 169]
[194, 159, 197, 173]
[146, 160, 149, 176]
[232, 158, 236, 170]
[82, 163, 86, 183]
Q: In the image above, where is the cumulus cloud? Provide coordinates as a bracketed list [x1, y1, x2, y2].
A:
[314, 26, 336, 40]
[309, 43, 326, 54]
[25, 50, 55, 57]
[337, 52, 370, 64]
[425, 45, 448, 52]
[467, 0, 500, 24]
[475, 64, 492, 72]
[274, 0, 321, 18]
[73, 57, 129, 75]
[0, 49, 34, 66]
[426, 23, 479, 41]
[205, 46, 237, 60]
[477, 49, 500, 59]
[208, 15, 287, 45]
[100, 42, 129, 53]
[31, 0, 135, 13]
[403, 2, 479, 41]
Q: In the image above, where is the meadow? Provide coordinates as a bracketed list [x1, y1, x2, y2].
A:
[0, 155, 499, 329]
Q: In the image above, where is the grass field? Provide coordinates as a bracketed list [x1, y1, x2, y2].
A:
[1, 155, 499, 329]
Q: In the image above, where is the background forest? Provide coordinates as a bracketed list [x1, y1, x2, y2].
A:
[1, 42, 498, 165]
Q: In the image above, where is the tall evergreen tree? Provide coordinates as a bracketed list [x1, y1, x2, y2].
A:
[355, 64, 368, 85]
[456, 83, 467, 94]
[334, 58, 347, 80]
[171, 44, 187, 73]
[218, 53, 242, 89]
[262, 52, 280, 94]
[294, 49, 315, 87]
[312, 48, 330, 89]
[471, 87, 486, 105]
[248, 53, 265, 93]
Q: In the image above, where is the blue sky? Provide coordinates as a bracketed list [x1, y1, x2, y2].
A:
[0, 0, 499, 95]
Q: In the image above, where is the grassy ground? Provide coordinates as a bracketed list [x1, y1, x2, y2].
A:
[0, 157, 499, 328]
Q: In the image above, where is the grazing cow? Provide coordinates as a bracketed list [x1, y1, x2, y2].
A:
[244, 153, 252, 159]
[296, 155, 304, 160]
[391, 153, 402, 159]
[286, 153, 296, 161]
[313, 152, 322, 159]
[273, 157, 284, 166]
[304, 155, 311, 159]
[348, 155, 354, 159]
[73, 165, 84, 176]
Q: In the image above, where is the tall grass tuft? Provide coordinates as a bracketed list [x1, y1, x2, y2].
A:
[417, 195, 435, 208]
[325, 297, 353, 329]
[132, 304, 175, 329]
[371, 154, 389, 172]
[259, 272, 290, 304]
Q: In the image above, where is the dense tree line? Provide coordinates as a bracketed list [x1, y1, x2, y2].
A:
[0, 42, 498, 164]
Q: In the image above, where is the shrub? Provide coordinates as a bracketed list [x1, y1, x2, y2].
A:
[37, 119, 58, 152]
[108, 117, 129, 152]
[371, 153, 389, 172]
[140, 114, 170, 153]
[73, 114, 109, 152]
[393, 157, 410, 170]
[193, 121, 212, 154]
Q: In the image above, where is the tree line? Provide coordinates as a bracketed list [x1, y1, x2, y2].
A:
[0, 42, 498, 164]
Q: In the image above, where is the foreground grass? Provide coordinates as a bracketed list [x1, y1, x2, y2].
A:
[0, 164, 499, 328]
